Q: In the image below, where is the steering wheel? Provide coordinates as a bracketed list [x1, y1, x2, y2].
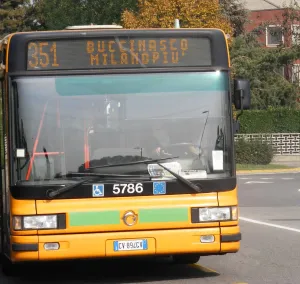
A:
[160, 143, 214, 173]
[161, 143, 201, 158]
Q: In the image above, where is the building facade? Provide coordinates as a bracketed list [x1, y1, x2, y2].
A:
[243, 0, 300, 83]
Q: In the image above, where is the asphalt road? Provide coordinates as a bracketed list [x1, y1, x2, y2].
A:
[1, 172, 300, 284]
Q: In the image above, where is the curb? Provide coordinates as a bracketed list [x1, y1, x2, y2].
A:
[236, 168, 300, 175]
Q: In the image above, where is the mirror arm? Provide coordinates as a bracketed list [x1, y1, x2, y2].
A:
[233, 90, 244, 134]
[235, 89, 244, 121]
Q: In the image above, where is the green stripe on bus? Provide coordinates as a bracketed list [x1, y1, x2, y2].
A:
[69, 207, 188, 226]
[139, 208, 188, 223]
[69, 210, 120, 226]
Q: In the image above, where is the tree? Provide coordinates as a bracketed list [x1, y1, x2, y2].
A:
[33, 0, 138, 31]
[82, 0, 138, 26]
[121, 0, 232, 37]
[230, 2, 300, 109]
[219, 0, 249, 37]
[0, 0, 29, 37]
[230, 33, 300, 109]
[31, 0, 85, 31]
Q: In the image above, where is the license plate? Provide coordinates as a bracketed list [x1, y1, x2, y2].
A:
[113, 239, 148, 252]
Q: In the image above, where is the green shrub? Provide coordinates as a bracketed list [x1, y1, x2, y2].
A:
[235, 138, 274, 165]
[235, 108, 300, 133]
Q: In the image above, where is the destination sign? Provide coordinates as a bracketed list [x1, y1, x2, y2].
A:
[26, 37, 212, 70]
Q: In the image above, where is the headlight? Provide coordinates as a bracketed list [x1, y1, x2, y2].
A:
[13, 215, 58, 230]
[199, 207, 231, 221]
[191, 206, 238, 223]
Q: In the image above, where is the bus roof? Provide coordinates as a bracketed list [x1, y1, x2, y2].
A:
[65, 24, 123, 30]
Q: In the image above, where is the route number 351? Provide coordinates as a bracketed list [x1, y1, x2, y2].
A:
[113, 183, 143, 195]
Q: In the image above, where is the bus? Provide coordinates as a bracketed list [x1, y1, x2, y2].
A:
[0, 25, 250, 276]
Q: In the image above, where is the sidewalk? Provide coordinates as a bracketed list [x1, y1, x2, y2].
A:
[237, 162, 300, 175]
[236, 155, 300, 175]
[272, 155, 300, 168]
[236, 167, 300, 175]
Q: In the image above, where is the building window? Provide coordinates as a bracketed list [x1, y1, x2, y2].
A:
[292, 64, 300, 84]
[292, 25, 300, 45]
[266, 25, 283, 47]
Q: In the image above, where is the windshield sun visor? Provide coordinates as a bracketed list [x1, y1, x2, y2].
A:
[54, 72, 229, 97]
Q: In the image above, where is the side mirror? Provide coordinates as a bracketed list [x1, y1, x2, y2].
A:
[233, 79, 251, 110]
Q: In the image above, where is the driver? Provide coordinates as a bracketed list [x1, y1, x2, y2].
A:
[141, 121, 171, 158]
[151, 121, 170, 156]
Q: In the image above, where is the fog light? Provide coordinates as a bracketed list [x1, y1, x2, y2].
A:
[200, 235, 215, 243]
[44, 243, 60, 250]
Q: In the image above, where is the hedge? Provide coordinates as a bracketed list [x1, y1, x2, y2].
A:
[235, 138, 274, 165]
[235, 108, 300, 133]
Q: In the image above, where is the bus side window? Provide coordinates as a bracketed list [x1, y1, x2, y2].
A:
[0, 71, 7, 251]
[0, 80, 4, 171]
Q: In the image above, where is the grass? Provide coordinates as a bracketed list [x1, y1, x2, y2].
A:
[236, 163, 294, 170]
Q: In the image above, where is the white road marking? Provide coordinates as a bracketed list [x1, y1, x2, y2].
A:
[260, 178, 273, 180]
[245, 181, 273, 184]
[281, 178, 294, 180]
[298, 189, 300, 192]
[239, 217, 300, 233]
[239, 178, 252, 180]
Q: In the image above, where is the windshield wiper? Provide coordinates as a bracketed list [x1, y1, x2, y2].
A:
[46, 156, 201, 198]
[156, 163, 202, 193]
[66, 172, 150, 178]
[87, 156, 201, 193]
[87, 156, 179, 169]
[46, 173, 150, 199]
[46, 178, 89, 199]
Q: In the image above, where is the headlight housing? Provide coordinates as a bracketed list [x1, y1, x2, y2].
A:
[191, 206, 238, 223]
[13, 214, 64, 230]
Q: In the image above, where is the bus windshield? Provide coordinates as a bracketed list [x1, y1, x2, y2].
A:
[11, 71, 233, 182]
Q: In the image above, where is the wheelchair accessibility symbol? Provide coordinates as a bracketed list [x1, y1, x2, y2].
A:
[92, 184, 104, 197]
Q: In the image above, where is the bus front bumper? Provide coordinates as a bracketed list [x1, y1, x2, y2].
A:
[10, 226, 241, 262]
